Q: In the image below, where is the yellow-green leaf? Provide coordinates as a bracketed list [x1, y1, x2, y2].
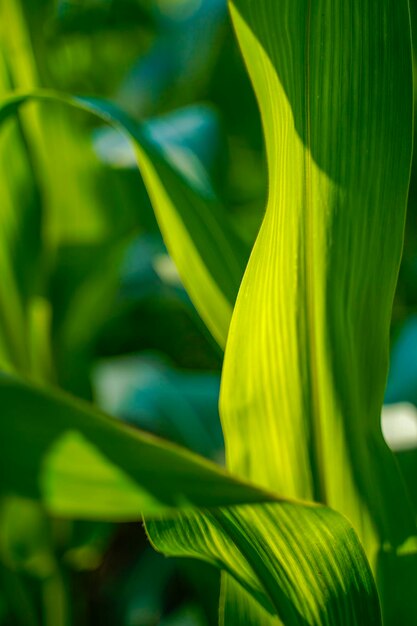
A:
[216, 0, 417, 623]
[147, 503, 381, 626]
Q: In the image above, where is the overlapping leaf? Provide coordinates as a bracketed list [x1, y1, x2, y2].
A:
[0, 373, 380, 625]
[138, 0, 417, 622]
[148, 503, 380, 626]
[0, 373, 275, 518]
[209, 0, 417, 624]
[0, 51, 388, 625]
[0, 0, 140, 387]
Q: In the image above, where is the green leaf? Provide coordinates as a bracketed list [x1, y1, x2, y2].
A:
[0, 371, 381, 623]
[0, 0, 141, 384]
[220, 575, 278, 626]
[0, 373, 275, 519]
[145, 0, 417, 622]
[212, 0, 417, 623]
[147, 503, 381, 626]
[0, 53, 388, 626]
[0, 47, 42, 375]
[0, 91, 248, 348]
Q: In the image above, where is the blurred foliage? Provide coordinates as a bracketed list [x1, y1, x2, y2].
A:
[0, 0, 265, 624]
[1, 0, 417, 624]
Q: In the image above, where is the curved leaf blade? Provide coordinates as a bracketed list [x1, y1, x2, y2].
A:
[147, 503, 381, 626]
[217, 0, 417, 623]
[0, 373, 276, 518]
[0, 371, 381, 623]
[0, 92, 248, 348]
[0, 371, 381, 624]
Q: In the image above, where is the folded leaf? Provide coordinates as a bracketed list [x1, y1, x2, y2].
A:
[0, 92, 248, 348]
[147, 503, 381, 626]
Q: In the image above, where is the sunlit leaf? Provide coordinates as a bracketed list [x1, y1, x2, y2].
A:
[0, 3, 405, 618]
[212, 1, 417, 624]
[147, 503, 380, 626]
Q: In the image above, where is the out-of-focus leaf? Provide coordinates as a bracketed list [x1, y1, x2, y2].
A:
[118, 0, 227, 116]
[49, 239, 130, 397]
[0, 44, 42, 375]
[51, 104, 227, 395]
[0, 92, 248, 347]
[0, 497, 69, 626]
[93, 354, 223, 461]
[62, 520, 113, 572]
[0, 498, 54, 579]
[0, 0, 145, 386]
[94, 104, 226, 189]
[92, 234, 222, 369]
[0, 562, 38, 626]
[119, 234, 186, 299]
[53, 0, 154, 35]
[0, 0, 119, 248]
[208, 1, 417, 624]
[116, 549, 175, 626]
[158, 603, 208, 626]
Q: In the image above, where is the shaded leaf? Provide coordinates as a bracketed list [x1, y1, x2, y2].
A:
[0, 90, 248, 348]
[0, 373, 274, 519]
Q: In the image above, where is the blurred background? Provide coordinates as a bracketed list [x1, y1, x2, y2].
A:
[0, 0, 417, 624]
[0, 1, 265, 624]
